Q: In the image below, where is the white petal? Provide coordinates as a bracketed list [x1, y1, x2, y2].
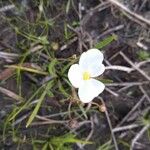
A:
[90, 63, 105, 77]
[79, 49, 105, 77]
[78, 79, 105, 103]
[68, 64, 83, 88]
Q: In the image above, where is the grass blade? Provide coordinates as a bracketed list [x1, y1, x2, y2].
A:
[95, 34, 117, 49]
[26, 81, 53, 127]
[5, 65, 48, 75]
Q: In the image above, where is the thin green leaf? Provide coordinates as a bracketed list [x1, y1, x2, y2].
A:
[118, 140, 130, 149]
[97, 140, 113, 150]
[58, 80, 69, 97]
[9, 85, 44, 121]
[48, 58, 57, 77]
[6, 65, 48, 75]
[26, 81, 54, 127]
[66, 0, 71, 14]
[51, 134, 92, 146]
[42, 143, 49, 150]
[78, 103, 88, 119]
[98, 79, 113, 84]
[95, 34, 117, 49]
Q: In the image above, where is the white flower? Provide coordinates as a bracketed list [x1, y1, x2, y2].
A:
[68, 49, 105, 103]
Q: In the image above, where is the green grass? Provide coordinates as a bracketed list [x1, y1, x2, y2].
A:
[97, 140, 113, 150]
[32, 133, 92, 150]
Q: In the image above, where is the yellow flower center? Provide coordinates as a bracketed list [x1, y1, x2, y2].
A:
[83, 71, 90, 80]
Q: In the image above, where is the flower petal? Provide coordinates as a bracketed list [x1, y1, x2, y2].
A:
[68, 64, 83, 88]
[79, 49, 105, 77]
[78, 79, 105, 103]
[90, 63, 105, 77]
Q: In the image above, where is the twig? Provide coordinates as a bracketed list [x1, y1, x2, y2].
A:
[77, 118, 94, 149]
[139, 0, 148, 11]
[120, 52, 150, 81]
[12, 113, 30, 126]
[25, 73, 39, 84]
[135, 60, 150, 68]
[0, 4, 15, 12]
[36, 115, 53, 121]
[130, 124, 150, 150]
[31, 119, 68, 126]
[117, 95, 146, 127]
[0, 86, 24, 101]
[105, 65, 132, 73]
[95, 25, 124, 42]
[0, 51, 19, 62]
[105, 81, 148, 87]
[69, 120, 91, 132]
[98, 97, 119, 150]
[29, 45, 43, 53]
[60, 37, 78, 51]
[105, 87, 119, 97]
[137, 41, 148, 50]
[113, 124, 142, 133]
[85, 117, 94, 142]
[118, 85, 133, 92]
[0, 51, 19, 57]
[108, 0, 150, 26]
[139, 86, 150, 103]
[78, 2, 82, 20]
[38, 76, 54, 86]
[81, 1, 110, 26]
[107, 60, 150, 73]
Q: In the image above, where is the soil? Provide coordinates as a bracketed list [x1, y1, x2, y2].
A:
[0, 0, 150, 150]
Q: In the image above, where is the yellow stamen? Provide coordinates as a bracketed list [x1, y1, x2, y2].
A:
[83, 71, 90, 80]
